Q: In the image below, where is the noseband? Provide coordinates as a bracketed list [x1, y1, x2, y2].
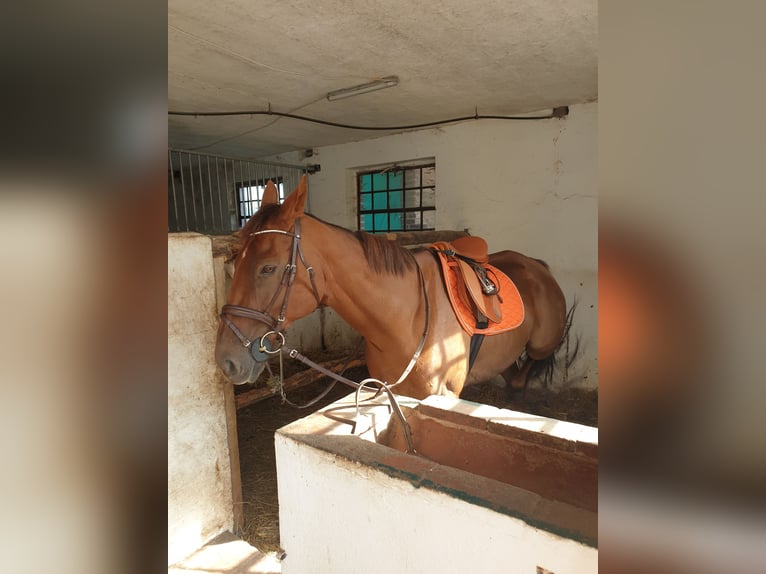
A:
[220, 218, 321, 361]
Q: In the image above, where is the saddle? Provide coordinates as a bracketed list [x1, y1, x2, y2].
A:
[431, 237, 524, 336]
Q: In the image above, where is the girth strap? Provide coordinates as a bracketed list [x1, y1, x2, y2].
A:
[468, 325, 487, 373]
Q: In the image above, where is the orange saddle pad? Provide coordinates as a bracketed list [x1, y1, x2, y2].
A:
[431, 241, 525, 336]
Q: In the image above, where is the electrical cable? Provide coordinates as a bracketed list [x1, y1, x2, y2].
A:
[168, 108, 561, 131]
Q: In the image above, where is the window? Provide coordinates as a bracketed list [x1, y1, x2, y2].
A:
[357, 164, 436, 233]
[236, 177, 285, 227]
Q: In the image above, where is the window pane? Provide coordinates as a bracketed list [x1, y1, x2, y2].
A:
[373, 172, 388, 191]
[357, 165, 435, 232]
[404, 189, 420, 208]
[406, 211, 421, 230]
[374, 213, 388, 231]
[404, 169, 420, 188]
[422, 166, 436, 187]
[373, 192, 387, 210]
[422, 187, 435, 207]
[389, 190, 403, 209]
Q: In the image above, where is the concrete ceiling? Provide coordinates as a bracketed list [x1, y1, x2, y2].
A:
[168, 0, 597, 159]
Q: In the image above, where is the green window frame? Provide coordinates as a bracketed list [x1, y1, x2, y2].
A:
[357, 164, 436, 233]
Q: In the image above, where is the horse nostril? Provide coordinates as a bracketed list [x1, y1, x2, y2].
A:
[222, 359, 237, 378]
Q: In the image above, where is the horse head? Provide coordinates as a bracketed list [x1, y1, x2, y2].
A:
[215, 176, 324, 384]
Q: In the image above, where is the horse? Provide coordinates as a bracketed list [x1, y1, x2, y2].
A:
[215, 176, 575, 400]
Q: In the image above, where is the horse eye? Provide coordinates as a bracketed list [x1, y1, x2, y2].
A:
[260, 264, 277, 276]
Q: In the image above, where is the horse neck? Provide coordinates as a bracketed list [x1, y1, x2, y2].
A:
[305, 218, 423, 350]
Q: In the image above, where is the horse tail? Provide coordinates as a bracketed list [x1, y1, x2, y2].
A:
[527, 300, 580, 386]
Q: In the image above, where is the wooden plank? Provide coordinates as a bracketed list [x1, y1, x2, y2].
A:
[383, 229, 469, 246]
[211, 233, 239, 260]
[235, 357, 366, 410]
[213, 255, 244, 532]
[222, 379, 244, 532]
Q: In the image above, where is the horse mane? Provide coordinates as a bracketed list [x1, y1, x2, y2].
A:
[302, 214, 416, 277]
[235, 208, 416, 277]
[353, 229, 417, 277]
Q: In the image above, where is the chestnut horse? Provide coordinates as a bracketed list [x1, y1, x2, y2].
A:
[215, 177, 574, 400]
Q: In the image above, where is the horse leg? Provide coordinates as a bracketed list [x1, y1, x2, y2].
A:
[501, 356, 536, 400]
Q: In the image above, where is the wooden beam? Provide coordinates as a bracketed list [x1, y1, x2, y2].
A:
[383, 229, 469, 246]
[211, 233, 239, 260]
[235, 357, 366, 410]
[213, 256, 244, 531]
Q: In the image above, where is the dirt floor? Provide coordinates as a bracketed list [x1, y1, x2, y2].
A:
[234, 358, 597, 553]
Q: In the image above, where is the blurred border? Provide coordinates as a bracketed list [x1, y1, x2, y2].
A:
[2, 1, 765, 572]
[600, 1, 766, 572]
[0, 2, 168, 573]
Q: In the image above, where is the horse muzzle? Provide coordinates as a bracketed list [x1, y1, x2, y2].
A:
[216, 330, 285, 385]
[229, 361, 266, 385]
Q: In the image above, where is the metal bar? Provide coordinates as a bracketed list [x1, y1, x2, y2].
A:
[169, 149, 180, 232]
[238, 160, 246, 227]
[198, 153, 207, 231]
[187, 152, 198, 230]
[179, 151, 189, 231]
[225, 159, 231, 229]
[257, 163, 263, 204]
[232, 164, 236, 227]
[251, 164, 256, 211]
[215, 157, 224, 232]
[167, 149, 317, 232]
[206, 155, 215, 232]
[357, 172, 362, 230]
[168, 148, 306, 171]
[419, 167, 424, 230]
[247, 160, 254, 217]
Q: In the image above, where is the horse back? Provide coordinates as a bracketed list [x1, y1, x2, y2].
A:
[488, 250, 567, 356]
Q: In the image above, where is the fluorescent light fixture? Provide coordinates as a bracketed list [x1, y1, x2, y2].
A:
[326, 76, 399, 101]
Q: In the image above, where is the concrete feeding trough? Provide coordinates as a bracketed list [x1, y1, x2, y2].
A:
[275, 393, 597, 574]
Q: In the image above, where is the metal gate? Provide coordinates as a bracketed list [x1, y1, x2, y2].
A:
[168, 149, 308, 234]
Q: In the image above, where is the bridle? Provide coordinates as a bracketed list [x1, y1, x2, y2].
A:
[220, 218, 321, 361]
[219, 216, 430, 453]
[220, 217, 429, 381]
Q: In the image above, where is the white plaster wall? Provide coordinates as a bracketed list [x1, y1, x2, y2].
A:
[267, 103, 597, 387]
[283, 306, 363, 355]
[276, 434, 597, 574]
[168, 233, 234, 565]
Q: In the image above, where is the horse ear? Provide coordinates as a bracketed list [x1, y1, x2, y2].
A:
[260, 180, 279, 208]
[280, 175, 308, 221]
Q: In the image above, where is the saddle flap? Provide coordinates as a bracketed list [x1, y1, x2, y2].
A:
[450, 236, 489, 264]
[456, 259, 502, 323]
